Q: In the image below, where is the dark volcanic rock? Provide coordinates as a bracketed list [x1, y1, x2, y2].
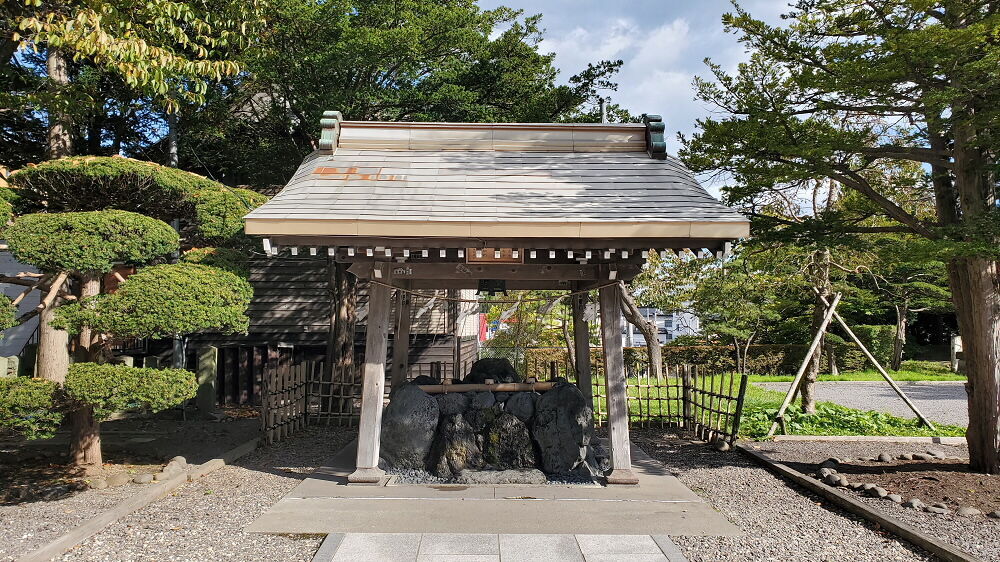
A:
[483, 412, 538, 470]
[464, 358, 522, 384]
[427, 413, 484, 479]
[380, 384, 439, 469]
[410, 375, 439, 386]
[465, 404, 502, 433]
[531, 383, 594, 474]
[469, 391, 497, 410]
[436, 392, 470, 416]
[505, 392, 539, 422]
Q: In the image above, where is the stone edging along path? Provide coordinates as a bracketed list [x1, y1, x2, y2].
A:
[16, 437, 261, 562]
[736, 443, 983, 562]
[771, 435, 966, 444]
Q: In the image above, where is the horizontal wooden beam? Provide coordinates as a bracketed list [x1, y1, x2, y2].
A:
[267, 235, 731, 252]
[348, 262, 640, 281]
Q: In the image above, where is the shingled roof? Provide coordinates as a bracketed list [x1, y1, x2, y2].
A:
[244, 115, 749, 241]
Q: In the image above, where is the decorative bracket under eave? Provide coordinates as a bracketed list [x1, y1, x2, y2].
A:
[642, 114, 667, 160]
[318, 110, 344, 150]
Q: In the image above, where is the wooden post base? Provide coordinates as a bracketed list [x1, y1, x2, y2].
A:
[605, 468, 639, 485]
[348, 467, 386, 484]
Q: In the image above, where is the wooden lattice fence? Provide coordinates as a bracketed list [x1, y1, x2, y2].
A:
[260, 345, 311, 444]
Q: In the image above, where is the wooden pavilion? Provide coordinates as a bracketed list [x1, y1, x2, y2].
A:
[245, 112, 749, 485]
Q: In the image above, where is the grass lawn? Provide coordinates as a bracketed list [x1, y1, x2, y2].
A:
[748, 360, 966, 383]
[595, 368, 967, 440]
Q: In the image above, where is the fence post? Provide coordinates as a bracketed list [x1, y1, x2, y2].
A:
[729, 373, 750, 446]
[196, 346, 218, 417]
[681, 364, 692, 430]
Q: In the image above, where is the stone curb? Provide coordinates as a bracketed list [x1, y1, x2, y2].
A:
[769, 435, 966, 444]
[736, 444, 982, 562]
[17, 437, 261, 562]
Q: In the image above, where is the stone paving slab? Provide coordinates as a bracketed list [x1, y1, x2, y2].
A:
[313, 533, 688, 562]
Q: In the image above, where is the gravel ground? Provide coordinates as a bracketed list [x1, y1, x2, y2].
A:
[631, 429, 935, 562]
[761, 440, 999, 562]
[49, 426, 357, 562]
[755, 381, 969, 426]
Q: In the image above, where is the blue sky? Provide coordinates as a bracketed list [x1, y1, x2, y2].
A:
[480, 1, 788, 151]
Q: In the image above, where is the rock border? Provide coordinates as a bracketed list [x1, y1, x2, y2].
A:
[770, 435, 965, 444]
[16, 437, 261, 562]
[736, 444, 983, 562]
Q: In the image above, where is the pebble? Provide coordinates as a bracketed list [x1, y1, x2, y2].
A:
[987, 511, 1000, 519]
[932, 502, 948, 509]
[913, 453, 935, 461]
[926, 450, 945, 458]
[817, 467, 836, 478]
[823, 474, 841, 486]
[133, 473, 154, 484]
[819, 458, 839, 469]
[89, 478, 108, 490]
[835, 475, 850, 487]
[712, 439, 731, 452]
[926, 506, 951, 515]
[898, 453, 914, 461]
[903, 498, 925, 509]
[860, 483, 877, 492]
[169, 456, 187, 466]
[887, 494, 903, 503]
[153, 471, 174, 481]
[956, 507, 981, 517]
[877, 452, 893, 462]
[107, 473, 131, 487]
[866, 486, 889, 498]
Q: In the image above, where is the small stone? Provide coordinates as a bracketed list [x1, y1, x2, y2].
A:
[903, 498, 925, 509]
[956, 506, 981, 517]
[925, 506, 951, 515]
[926, 449, 945, 458]
[133, 473, 154, 484]
[823, 474, 841, 486]
[913, 453, 934, 461]
[107, 473, 131, 487]
[819, 458, 839, 469]
[887, 494, 903, 503]
[860, 483, 877, 491]
[468, 391, 496, 410]
[169, 456, 187, 466]
[866, 486, 889, 498]
[154, 471, 174, 481]
[835, 475, 850, 487]
[898, 454, 913, 461]
[877, 452, 893, 463]
[712, 439, 731, 452]
[932, 502, 948, 509]
[89, 478, 108, 490]
[817, 467, 837, 478]
[986, 511, 1000, 519]
[848, 483, 864, 490]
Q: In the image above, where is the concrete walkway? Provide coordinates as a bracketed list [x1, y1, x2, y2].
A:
[755, 380, 969, 426]
[312, 532, 688, 562]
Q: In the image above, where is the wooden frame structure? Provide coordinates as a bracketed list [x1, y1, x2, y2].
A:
[246, 113, 749, 485]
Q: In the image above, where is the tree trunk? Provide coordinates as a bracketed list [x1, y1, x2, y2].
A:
[36, 303, 70, 383]
[70, 406, 102, 472]
[75, 273, 101, 361]
[328, 261, 357, 413]
[800, 248, 831, 414]
[619, 284, 662, 381]
[561, 317, 575, 374]
[891, 303, 908, 371]
[46, 49, 72, 158]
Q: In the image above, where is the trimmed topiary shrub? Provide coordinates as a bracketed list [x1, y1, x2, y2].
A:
[64, 363, 197, 420]
[190, 188, 268, 245]
[0, 198, 13, 226]
[0, 377, 63, 438]
[182, 247, 250, 278]
[57, 263, 252, 338]
[5, 210, 179, 273]
[8, 156, 223, 220]
[0, 295, 16, 331]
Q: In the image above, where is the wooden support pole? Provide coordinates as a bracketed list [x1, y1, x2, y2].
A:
[196, 346, 219, 417]
[599, 283, 638, 485]
[417, 382, 556, 393]
[390, 281, 412, 388]
[572, 291, 593, 403]
[349, 263, 393, 483]
[815, 291, 936, 430]
[766, 292, 843, 438]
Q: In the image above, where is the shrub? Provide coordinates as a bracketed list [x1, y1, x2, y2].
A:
[182, 247, 250, 278]
[0, 377, 62, 438]
[5, 211, 179, 273]
[853, 325, 896, 368]
[0, 198, 12, 226]
[58, 263, 253, 338]
[64, 363, 196, 420]
[191, 188, 268, 245]
[8, 156, 222, 220]
[0, 295, 16, 331]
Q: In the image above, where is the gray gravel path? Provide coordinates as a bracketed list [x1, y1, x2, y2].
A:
[631, 429, 933, 562]
[57, 426, 357, 562]
[756, 381, 969, 426]
[761, 440, 998, 562]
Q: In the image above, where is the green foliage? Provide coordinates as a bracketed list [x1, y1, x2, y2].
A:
[853, 325, 896, 368]
[739, 403, 965, 439]
[0, 198, 12, 226]
[190, 188, 268, 245]
[0, 377, 63, 439]
[182, 247, 250, 278]
[64, 363, 196, 421]
[9, 157, 223, 220]
[0, 295, 17, 331]
[59, 263, 252, 338]
[5, 210, 179, 273]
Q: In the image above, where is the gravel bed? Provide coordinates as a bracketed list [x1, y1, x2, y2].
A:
[387, 468, 596, 486]
[631, 429, 934, 562]
[754, 381, 969, 426]
[761, 440, 999, 561]
[56, 426, 357, 562]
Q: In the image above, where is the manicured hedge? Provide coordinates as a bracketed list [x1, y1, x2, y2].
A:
[64, 363, 197, 420]
[182, 247, 250, 278]
[190, 188, 269, 245]
[0, 377, 62, 439]
[852, 325, 896, 368]
[5, 210, 179, 273]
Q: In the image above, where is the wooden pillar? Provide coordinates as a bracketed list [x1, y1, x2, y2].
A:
[572, 292, 593, 401]
[196, 345, 219, 416]
[349, 264, 393, 483]
[390, 281, 412, 388]
[599, 283, 638, 485]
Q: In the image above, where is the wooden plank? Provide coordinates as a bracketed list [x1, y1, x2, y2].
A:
[390, 281, 412, 388]
[599, 283, 638, 485]
[349, 262, 608, 281]
[349, 263, 392, 483]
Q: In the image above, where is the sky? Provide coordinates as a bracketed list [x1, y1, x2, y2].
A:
[479, 0, 789, 153]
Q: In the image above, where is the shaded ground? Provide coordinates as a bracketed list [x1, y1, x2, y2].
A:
[630, 429, 933, 561]
[760, 439, 1000, 561]
[755, 381, 968, 426]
